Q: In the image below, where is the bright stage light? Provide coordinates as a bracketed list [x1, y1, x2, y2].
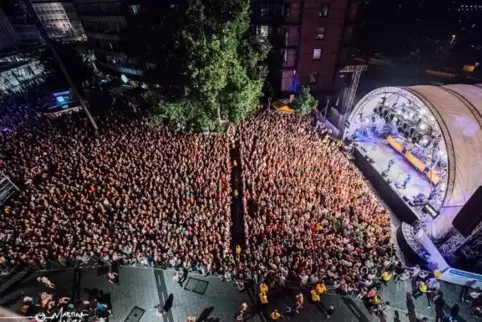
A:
[393, 117, 398, 122]
[420, 137, 429, 146]
[419, 123, 427, 130]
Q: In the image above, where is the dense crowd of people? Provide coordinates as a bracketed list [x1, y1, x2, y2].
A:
[2, 88, 481, 321]
[1, 89, 410, 287]
[1, 98, 232, 274]
[0, 96, 396, 285]
[238, 111, 394, 291]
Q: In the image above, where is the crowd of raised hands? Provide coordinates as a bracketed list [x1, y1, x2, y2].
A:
[237, 111, 394, 290]
[0, 94, 232, 274]
[0, 94, 394, 292]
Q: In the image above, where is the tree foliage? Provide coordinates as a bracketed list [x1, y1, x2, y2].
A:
[148, 0, 269, 131]
[295, 87, 318, 117]
[38, 42, 94, 92]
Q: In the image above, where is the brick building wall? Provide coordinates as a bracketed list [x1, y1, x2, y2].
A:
[297, 0, 351, 93]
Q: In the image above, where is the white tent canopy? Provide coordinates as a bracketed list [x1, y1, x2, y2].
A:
[350, 85, 482, 238]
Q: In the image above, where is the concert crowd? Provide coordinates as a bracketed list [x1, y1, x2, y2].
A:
[238, 111, 394, 292]
[1, 96, 392, 282]
[4, 90, 474, 320]
[0, 97, 232, 275]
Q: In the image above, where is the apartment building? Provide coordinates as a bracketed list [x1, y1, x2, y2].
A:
[0, 7, 20, 52]
[251, 0, 360, 95]
[31, 0, 86, 42]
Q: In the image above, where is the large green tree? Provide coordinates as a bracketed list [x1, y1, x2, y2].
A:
[295, 87, 318, 117]
[150, 0, 269, 131]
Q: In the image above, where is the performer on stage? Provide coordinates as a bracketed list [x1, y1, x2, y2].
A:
[387, 159, 395, 171]
[382, 158, 395, 177]
[402, 174, 411, 189]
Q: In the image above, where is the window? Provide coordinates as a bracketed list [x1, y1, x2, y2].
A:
[313, 49, 322, 60]
[316, 27, 325, 40]
[282, 49, 297, 68]
[309, 72, 319, 84]
[128, 4, 140, 15]
[281, 70, 296, 92]
[257, 25, 269, 37]
[319, 4, 329, 17]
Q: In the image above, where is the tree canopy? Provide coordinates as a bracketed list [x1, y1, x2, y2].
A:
[295, 87, 318, 117]
[147, 0, 269, 132]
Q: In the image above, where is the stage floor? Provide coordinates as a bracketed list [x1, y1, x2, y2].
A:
[357, 140, 434, 202]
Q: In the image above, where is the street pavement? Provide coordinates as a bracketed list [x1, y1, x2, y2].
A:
[0, 266, 478, 322]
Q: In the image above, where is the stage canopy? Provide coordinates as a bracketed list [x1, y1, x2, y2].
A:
[349, 84, 482, 238]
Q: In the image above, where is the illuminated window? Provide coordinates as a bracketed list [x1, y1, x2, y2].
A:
[316, 27, 325, 40]
[313, 48, 322, 60]
[319, 4, 329, 17]
[257, 25, 269, 37]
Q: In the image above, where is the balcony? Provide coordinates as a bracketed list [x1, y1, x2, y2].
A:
[251, 2, 301, 26]
[280, 49, 297, 69]
[269, 26, 300, 48]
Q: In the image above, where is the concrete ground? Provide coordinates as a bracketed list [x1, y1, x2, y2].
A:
[0, 267, 477, 322]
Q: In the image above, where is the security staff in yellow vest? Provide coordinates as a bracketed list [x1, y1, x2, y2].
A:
[270, 309, 282, 320]
[311, 289, 321, 302]
[260, 283, 269, 294]
[413, 281, 429, 299]
[259, 292, 268, 304]
[315, 283, 327, 295]
[381, 271, 392, 286]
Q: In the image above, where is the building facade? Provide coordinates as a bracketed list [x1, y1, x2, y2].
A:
[0, 7, 20, 52]
[31, 0, 86, 42]
[251, 0, 360, 96]
[73, 0, 144, 77]
[3, 0, 44, 47]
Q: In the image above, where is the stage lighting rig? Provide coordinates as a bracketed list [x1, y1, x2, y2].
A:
[419, 136, 431, 147]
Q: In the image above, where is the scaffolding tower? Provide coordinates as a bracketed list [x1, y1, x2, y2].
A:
[340, 64, 368, 115]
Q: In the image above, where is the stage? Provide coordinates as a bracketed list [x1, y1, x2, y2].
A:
[353, 142, 426, 225]
[352, 144, 482, 288]
[357, 140, 433, 202]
